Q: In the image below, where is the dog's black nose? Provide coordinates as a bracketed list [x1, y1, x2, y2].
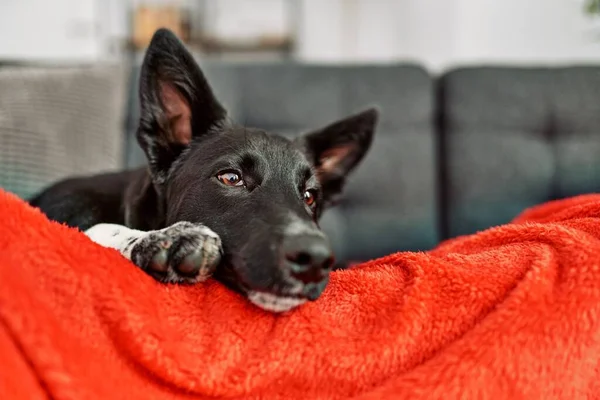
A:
[284, 235, 334, 284]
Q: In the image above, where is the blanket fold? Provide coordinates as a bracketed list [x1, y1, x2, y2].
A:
[1, 189, 600, 399]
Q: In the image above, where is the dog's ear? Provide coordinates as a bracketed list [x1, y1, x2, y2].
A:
[137, 28, 227, 182]
[296, 108, 378, 206]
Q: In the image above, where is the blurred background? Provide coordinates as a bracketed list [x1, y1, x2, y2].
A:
[1, 0, 599, 263]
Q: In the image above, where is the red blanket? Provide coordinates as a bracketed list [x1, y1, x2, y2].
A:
[1, 189, 600, 400]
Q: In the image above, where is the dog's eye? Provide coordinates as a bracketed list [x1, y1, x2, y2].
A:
[303, 190, 316, 207]
[217, 171, 244, 187]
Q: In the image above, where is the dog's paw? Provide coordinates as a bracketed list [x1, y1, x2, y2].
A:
[130, 221, 222, 283]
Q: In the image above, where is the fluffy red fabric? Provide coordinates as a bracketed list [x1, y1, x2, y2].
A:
[1, 189, 600, 399]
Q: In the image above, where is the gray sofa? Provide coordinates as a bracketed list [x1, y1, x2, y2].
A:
[2, 61, 599, 264]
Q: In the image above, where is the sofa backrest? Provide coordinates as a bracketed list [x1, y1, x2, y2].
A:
[4, 61, 598, 261]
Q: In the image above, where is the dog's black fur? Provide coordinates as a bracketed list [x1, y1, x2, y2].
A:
[29, 29, 378, 305]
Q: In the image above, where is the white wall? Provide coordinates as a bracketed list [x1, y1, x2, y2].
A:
[295, 0, 406, 63]
[295, 0, 600, 72]
[0, 0, 103, 62]
[450, 0, 600, 69]
[0, 0, 598, 70]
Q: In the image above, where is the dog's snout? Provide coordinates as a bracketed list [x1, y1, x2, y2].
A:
[283, 235, 334, 284]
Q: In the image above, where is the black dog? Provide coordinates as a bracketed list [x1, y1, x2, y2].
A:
[29, 28, 378, 312]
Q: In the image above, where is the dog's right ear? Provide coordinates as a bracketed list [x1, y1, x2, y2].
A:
[137, 28, 226, 183]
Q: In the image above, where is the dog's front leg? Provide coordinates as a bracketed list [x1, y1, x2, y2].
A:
[85, 222, 223, 283]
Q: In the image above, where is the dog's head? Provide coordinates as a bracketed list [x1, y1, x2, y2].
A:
[136, 29, 378, 312]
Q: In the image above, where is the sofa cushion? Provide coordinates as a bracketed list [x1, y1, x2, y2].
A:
[552, 67, 600, 197]
[440, 66, 600, 238]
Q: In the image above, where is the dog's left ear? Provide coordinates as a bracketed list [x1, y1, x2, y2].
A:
[296, 108, 378, 206]
[137, 28, 227, 183]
